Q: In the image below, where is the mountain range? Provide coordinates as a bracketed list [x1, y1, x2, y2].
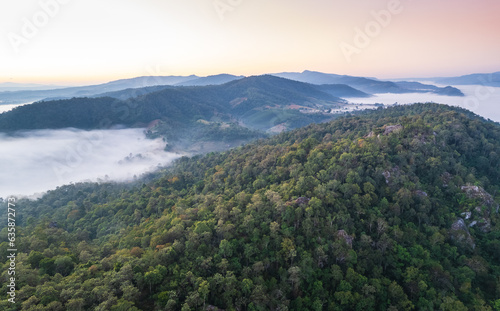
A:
[0, 71, 466, 105]
[0, 75, 346, 147]
[400, 72, 500, 87]
[272, 71, 464, 96]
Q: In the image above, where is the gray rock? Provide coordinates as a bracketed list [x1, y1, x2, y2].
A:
[383, 124, 403, 135]
[450, 218, 475, 249]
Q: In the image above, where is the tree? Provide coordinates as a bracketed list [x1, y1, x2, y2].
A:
[288, 266, 301, 294]
[54, 256, 74, 276]
[27, 251, 44, 269]
[198, 280, 210, 310]
[281, 238, 297, 265]
[66, 298, 85, 311]
[219, 239, 233, 258]
[39, 258, 56, 276]
[144, 269, 163, 293]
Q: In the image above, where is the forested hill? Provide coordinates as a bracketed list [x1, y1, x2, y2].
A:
[2, 103, 500, 310]
[0, 75, 343, 135]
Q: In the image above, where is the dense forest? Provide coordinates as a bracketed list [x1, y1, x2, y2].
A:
[2, 103, 500, 310]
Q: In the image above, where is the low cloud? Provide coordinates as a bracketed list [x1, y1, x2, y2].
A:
[347, 85, 500, 122]
[0, 128, 180, 198]
[0, 103, 28, 114]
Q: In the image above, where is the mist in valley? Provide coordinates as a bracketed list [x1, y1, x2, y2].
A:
[0, 128, 181, 198]
[348, 85, 500, 122]
[0, 102, 30, 114]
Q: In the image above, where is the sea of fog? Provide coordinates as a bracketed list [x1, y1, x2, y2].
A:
[0, 128, 180, 198]
[348, 85, 500, 123]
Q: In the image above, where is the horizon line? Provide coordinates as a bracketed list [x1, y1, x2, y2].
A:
[1, 69, 499, 86]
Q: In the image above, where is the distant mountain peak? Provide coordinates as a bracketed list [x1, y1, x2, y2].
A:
[175, 74, 244, 86]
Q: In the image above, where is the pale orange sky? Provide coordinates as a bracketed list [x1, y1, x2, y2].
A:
[0, 0, 499, 85]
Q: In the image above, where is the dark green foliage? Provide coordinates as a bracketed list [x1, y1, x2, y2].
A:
[1, 103, 500, 310]
[0, 75, 341, 137]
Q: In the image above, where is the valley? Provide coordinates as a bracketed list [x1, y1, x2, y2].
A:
[0, 72, 495, 200]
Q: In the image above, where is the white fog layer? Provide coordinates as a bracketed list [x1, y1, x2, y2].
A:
[0, 103, 29, 113]
[348, 85, 500, 123]
[0, 128, 180, 198]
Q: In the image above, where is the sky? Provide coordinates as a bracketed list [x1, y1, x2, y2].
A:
[0, 0, 499, 85]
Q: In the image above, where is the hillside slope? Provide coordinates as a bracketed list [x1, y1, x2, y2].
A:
[0, 76, 342, 135]
[1, 103, 500, 310]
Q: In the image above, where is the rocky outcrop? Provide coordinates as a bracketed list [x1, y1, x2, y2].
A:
[382, 166, 401, 185]
[441, 172, 452, 187]
[459, 185, 498, 233]
[450, 218, 475, 249]
[295, 197, 310, 206]
[461, 185, 498, 213]
[415, 190, 428, 197]
[469, 217, 491, 233]
[367, 124, 402, 139]
[336, 229, 354, 248]
[285, 197, 311, 207]
[383, 124, 403, 135]
[461, 211, 472, 220]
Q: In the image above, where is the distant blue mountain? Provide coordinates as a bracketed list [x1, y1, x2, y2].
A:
[431, 72, 500, 87]
[272, 70, 464, 96]
[176, 74, 244, 86]
[0, 82, 66, 92]
[0, 70, 468, 105]
[0, 75, 197, 105]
